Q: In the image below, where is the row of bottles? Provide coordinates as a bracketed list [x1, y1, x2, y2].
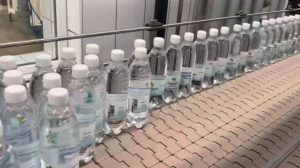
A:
[1, 13, 300, 168]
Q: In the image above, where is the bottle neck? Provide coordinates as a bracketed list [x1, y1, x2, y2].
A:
[61, 59, 77, 67]
[171, 43, 181, 48]
[88, 67, 99, 72]
[220, 33, 229, 38]
[35, 65, 52, 73]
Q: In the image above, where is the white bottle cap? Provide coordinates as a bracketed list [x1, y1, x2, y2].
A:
[242, 23, 251, 30]
[111, 49, 124, 62]
[184, 32, 194, 42]
[61, 47, 76, 60]
[276, 18, 283, 24]
[3, 70, 23, 86]
[197, 30, 207, 39]
[43, 73, 61, 89]
[220, 26, 230, 35]
[170, 35, 181, 45]
[36, 54, 52, 68]
[295, 15, 300, 20]
[135, 47, 147, 59]
[252, 21, 260, 28]
[269, 19, 276, 25]
[134, 39, 146, 48]
[209, 28, 219, 37]
[0, 56, 17, 70]
[84, 54, 99, 68]
[153, 37, 165, 48]
[233, 24, 242, 32]
[72, 64, 89, 79]
[261, 20, 269, 26]
[47, 88, 69, 106]
[86, 44, 99, 55]
[289, 15, 295, 21]
[283, 16, 289, 22]
[4, 85, 27, 104]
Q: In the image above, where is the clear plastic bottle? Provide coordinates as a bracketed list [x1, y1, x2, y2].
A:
[0, 56, 17, 109]
[179, 32, 195, 97]
[227, 24, 242, 80]
[164, 35, 183, 103]
[68, 64, 96, 164]
[295, 15, 300, 53]
[290, 16, 298, 55]
[57, 47, 77, 88]
[204, 28, 219, 87]
[2, 85, 40, 168]
[84, 55, 106, 144]
[127, 47, 151, 128]
[275, 18, 285, 60]
[106, 49, 129, 135]
[238, 23, 251, 75]
[192, 30, 208, 92]
[128, 39, 146, 67]
[36, 73, 61, 124]
[148, 37, 167, 109]
[29, 54, 53, 102]
[0, 122, 19, 168]
[283, 16, 293, 56]
[39, 88, 80, 168]
[216, 26, 230, 84]
[260, 20, 270, 67]
[86, 43, 105, 71]
[247, 21, 261, 72]
[265, 19, 276, 64]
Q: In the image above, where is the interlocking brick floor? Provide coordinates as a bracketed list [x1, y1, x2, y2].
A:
[85, 56, 300, 168]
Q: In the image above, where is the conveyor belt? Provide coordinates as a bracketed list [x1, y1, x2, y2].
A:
[84, 55, 300, 168]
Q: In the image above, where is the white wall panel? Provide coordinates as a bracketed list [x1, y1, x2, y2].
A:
[66, 0, 82, 34]
[180, 0, 192, 38]
[56, 0, 68, 59]
[116, 0, 145, 58]
[68, 31, 82, 63]
[82, 0, 117, 62]
[43, 19, 54, 57]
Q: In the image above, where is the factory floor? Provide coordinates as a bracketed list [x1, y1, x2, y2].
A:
[0, 0, 42, 56]
[84, 55, 300, 168]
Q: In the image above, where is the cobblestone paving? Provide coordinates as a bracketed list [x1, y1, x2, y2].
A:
[84, 56, 300, 168]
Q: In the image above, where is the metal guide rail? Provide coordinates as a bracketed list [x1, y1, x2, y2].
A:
[0, 8, 300, 49]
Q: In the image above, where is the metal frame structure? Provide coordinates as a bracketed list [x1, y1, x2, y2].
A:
[0, 8, 300, 49]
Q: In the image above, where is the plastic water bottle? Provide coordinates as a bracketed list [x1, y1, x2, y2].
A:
[106, 49, 129, 135]
[216, 26, 230, 84]
[57, 47, 77, 88]
[0, 122, 19, 168]
[265, 19, 276, 65]
[40, 88, 80, 168]
[36, 73, 61, 124]
[283, 16, 293, 56]
[226, 24, 242, 80]
[29, 54, 53, 102]
[179, 32, 195, 97]
[192, 30, 207, 92]
[275, 18, 285, 60]
[290, 16, 298, 55]
[84, 55, 106, 144]
[204, 28, 219, 87]
[238, 23, 251, 75]
[295, 15, 300, 53]
[2, 85, 40, 168]
[164, 35, 182, 103]
[260, 20, 270, 67]
[86, 44, 105, 72]
[247, 21, 261, 71]
[68, 64, 96, 163]
[148, 37, 167, 109]
[127, 47, 151, 128]
[0, 56, 17, 109]
[128, 39, 146, 67]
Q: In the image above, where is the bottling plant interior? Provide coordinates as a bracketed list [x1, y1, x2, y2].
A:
[0, 0, 300, 168]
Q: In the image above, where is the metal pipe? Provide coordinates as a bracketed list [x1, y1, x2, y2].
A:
[0, 8, 299, 49]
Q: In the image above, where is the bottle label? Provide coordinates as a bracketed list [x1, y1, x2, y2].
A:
[238, 52, 248, 65]
[4, 120, 40, 167]
[165, 71, 180, 95]
[58, 147, 79, 168]
[193, 65, 205, 81]
[128, 88, 150, 113]
[204, 62, 214, 77]
[216, 58, 227, 73]
[150, 76, 166, 96]
[180, 67, 193, 85]
[106, 94, 128, 121]
[94, 93, 106, 134]
[78, 123, 95, 150]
